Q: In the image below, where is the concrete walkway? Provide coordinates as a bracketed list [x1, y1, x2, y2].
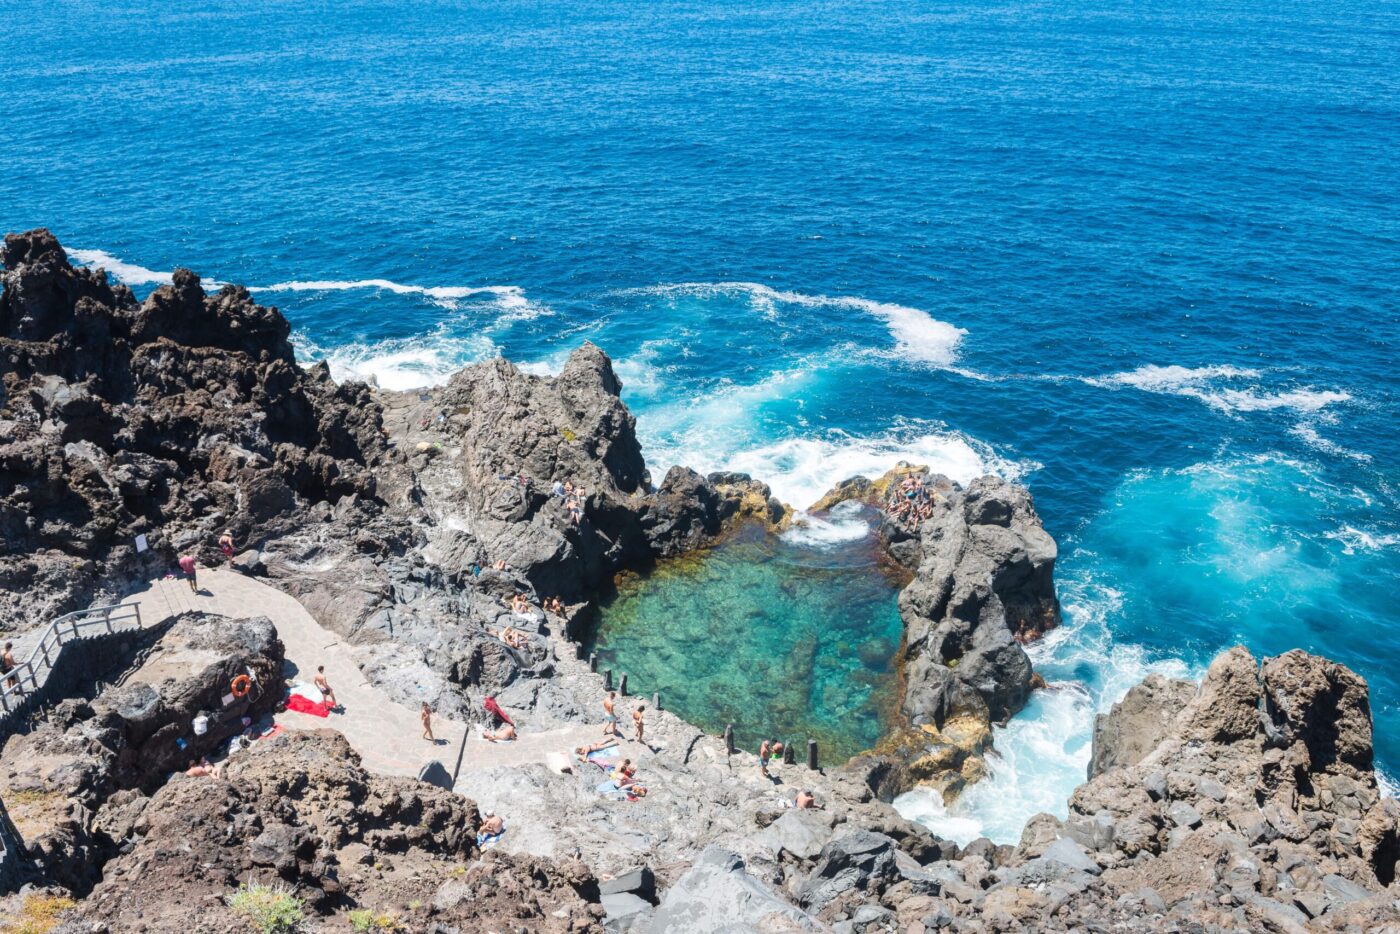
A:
[123, 566, 598, 785]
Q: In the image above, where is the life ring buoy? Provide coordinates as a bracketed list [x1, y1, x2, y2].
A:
[230, 675, 252, 698]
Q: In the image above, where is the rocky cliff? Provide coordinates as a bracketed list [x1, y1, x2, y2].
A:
[4, 230, 1396, 932]
[819, 468, 1061, 802]
[0, 228, 386, 629]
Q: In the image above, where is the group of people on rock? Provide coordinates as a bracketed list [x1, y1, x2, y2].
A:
[602, 690, 646, 745]
[551, 478, 586, 525]
[886, 474, 936, 528]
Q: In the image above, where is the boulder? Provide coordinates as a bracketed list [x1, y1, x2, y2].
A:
[799, 828, 901, 911]
[647, 847, 823, 933]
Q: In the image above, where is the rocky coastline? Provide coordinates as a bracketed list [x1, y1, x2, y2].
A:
[3, 229, 1398, 931]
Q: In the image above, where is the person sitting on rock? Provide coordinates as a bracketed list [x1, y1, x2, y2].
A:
[480, 813, 505, 836]
[565, 496, 582, 525]
[186, 756, 222, 778]
[483, 721, 517, 742]
[552, 479, 566, 497]
[795, 789, 821, 810]
[612, 759, 638, 786]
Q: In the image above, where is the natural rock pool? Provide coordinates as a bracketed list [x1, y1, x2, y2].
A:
[587, 505, 905, 762]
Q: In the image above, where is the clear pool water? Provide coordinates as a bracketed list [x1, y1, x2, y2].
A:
[589, 509, 904, 762]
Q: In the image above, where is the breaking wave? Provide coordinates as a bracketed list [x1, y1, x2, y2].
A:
[291, 328, 497, 391]
[69, 248, 192, 287]
[625, 282, 967, 369]
[1086, 364, 1352, 415]
[252, 279, 548, 318]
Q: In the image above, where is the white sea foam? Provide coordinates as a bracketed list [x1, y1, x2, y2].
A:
[895, 576, 1196, 845]
[1326, 525, 1400, 555]
[253, 279, 548, 318]
[782, 501, 873, 548]
[628, 282, 967, 368]
[1291, 423, 1374, 464]
[647, 419, 1029, 510]
[1087, 364, 1351, 415]
[69, 248, 179, 287]
[291, 329, 496, 391]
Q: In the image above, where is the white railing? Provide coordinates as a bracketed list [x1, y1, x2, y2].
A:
[0, 603, 143, 716]
[0, 601, 146, 890]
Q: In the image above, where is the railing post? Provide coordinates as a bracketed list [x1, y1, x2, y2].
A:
[618, 673, 628, 697]
[807, 739, 819, 771]
[783, 741, 795, 766]
[603, 669, 612, 691]
[724, 724, 735, 755]
[653, 692, 661, 711]
[588, 653, 597, 672]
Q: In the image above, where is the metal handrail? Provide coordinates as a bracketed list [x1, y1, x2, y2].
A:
[0, 601, 146, 887]
[0, 603, 142, 714]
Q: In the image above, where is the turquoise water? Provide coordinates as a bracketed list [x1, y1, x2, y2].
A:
[4, 0, 1397, 842]
[589, 512, 904, 762]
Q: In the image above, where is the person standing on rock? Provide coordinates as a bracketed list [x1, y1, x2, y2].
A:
[178, 554, 198, 593]
[3, 642, 17, 690]
[632, 704, 645, 745]
[315, 665, 338, 711]
[759, 739, 773, 778]
[602, 691, 619, 737]
[218, 530, 236, 562]
[421, 702, 435, 741]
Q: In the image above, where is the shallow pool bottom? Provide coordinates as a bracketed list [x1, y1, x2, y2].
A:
[587, 515, 904, 762]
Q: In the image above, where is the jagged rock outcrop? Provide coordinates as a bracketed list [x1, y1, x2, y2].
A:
[0, 229, 386, 629]
[682, 648, 1400, 933]
[819, 467, 1059, 801]
[0, 613, 284, 890]
[67, 730, 605, 933]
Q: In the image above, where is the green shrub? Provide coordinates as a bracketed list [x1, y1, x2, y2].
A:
[225, 883, 305, 933]
[348, 909, 400, 931]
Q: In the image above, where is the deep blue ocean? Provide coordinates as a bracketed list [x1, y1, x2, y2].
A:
[5, 0, 1398, 841]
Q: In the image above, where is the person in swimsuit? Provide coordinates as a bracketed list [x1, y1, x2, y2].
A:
[602, 690, 618, 737]
[421, 702, 434, 741]
[483, 722, 517, 742]
[218, 530, 236, 561]
[178, 554, 198, 593]
[480, 813, 505, 835]
[759, 739, 773, 778]
[632, 704, 645, 744]
[314, 665, 338, 710]
[186, 757, 222, 778]
[2, 642, 17, 690]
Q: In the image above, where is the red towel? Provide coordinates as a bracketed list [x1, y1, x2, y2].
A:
[484, 696, 514, 727]
[286, 694, 330, 717]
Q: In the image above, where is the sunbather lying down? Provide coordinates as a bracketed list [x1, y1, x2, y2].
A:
[482, 722, 517, 742]
[490, 626, 530, 650]
[574, 738, 618, 756]
[186, 756, 222, 778]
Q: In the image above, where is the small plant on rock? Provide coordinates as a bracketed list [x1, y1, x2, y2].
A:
[348, 909, 401, 931]
[225, 882, 305, 933]
[4, 894, 77, 934]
